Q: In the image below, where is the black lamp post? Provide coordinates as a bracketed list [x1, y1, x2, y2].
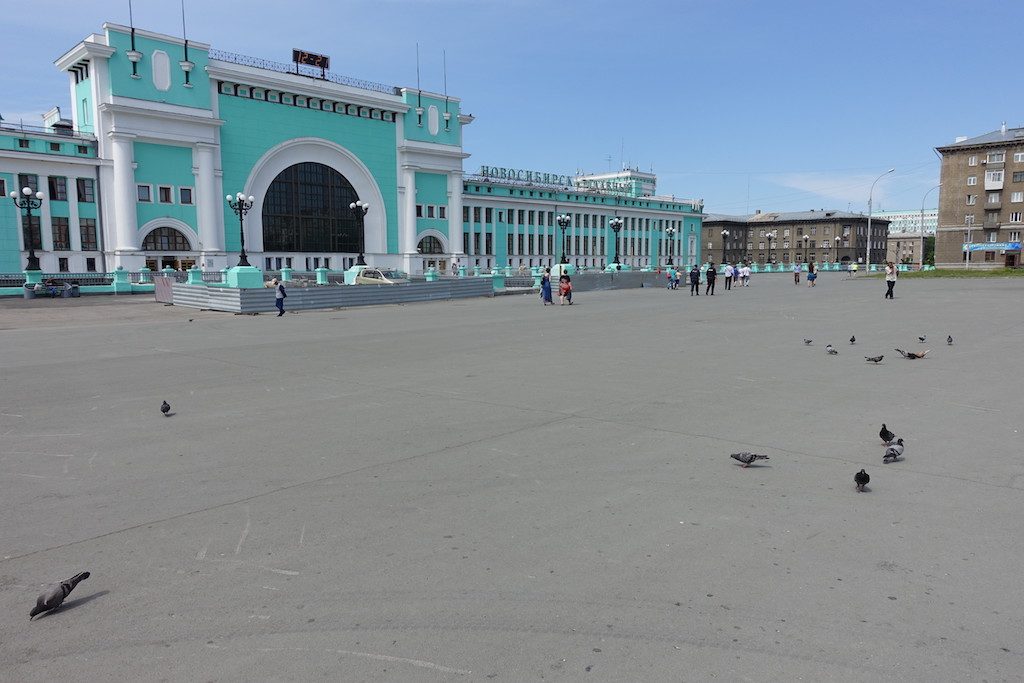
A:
[802, 234, 810, 264]
[720, 228, 729, 265]
[765, 231, 776, 267]
[665, 225, 676, 266]
[556, 213, 571, 264]
[609, 217, 623, 264]
[226, 191, 254, 267]
[10, 186, 45, 271]
[349, 200, 369, 266]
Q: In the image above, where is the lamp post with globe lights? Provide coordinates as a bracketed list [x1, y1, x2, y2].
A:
[865, 168, 895, 272]
[609, 217, 623, 264]
[10, 187, 45, 270]
[556, 213, 571, 264]
[225, 192, 254, 267]
[802, 234, 810, 265]
[665, 225, 677, 266]
[720, 228, 729, 265]
[765, 230, 777, 268]
[349, 200, 369, 266]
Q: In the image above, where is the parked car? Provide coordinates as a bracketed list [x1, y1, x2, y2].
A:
[354, 268, 409, 285]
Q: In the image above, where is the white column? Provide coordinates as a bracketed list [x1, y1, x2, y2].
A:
[448, 171, 464, 257]
[109, 132, 138, 254]
[401, 165, 418, 271]
[195, 142, 224, 256]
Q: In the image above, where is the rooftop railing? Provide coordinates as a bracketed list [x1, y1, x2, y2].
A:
[208, 49, 400, 96]
[0, 121, 96, 141]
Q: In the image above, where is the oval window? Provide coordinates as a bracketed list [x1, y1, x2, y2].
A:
[152, 50, 171, 91]
[427, 105, 439, 135]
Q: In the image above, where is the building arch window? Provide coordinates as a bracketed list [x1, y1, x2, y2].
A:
[417, 235, 445, 254]
[262, 162, 362, 253]
[142, 226, 192, 251]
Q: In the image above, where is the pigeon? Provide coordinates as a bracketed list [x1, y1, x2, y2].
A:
[849, 335, 856, 344]
[730, 452, 770, 468]
[826, 345, 838, 355]
[30, 572, 90, 619]
[918, 335, 927, 343]
[895, 348, 929, 359]
[883, 438, 905, 462]
[947, 335, 953, 345]
[879, 423, 895, 443]
[803, 339, 813, 345]
[160, 400, 171, 416]
[188, 318, 194, 322]
[865, 355, 884, 364]
[854, 469, 870, 492]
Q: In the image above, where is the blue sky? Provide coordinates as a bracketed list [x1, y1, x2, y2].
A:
[4, 0, 1022, 214]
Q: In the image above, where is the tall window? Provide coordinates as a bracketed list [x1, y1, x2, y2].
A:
[80, 218, 98, 250]
[417, 235, 444, 254]
[142, 227, 191, 250]
[22, 215, 42, 249]
[262, 162, 362, 253]
[18, 173, 39, 193]
[51, 217, 71, 250]
[48, 177, 68, 201]
[76, 178, 95, 202]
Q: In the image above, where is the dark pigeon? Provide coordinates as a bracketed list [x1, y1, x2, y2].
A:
[730, 452, 770, 468]
[947, 335, 953, 345]
[879, 424, 895, 443]
[884, 438, 905, 462]
[30, 572, 90, 619]
[160, 400, 170, 416]
[854, 469, 870, 492]
[850, 335, 856, 344]
[803, 339, 813, 345]
[865, 355, 884, 364]
[918, 335, 927, 343]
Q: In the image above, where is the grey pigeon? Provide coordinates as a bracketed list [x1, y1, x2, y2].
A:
[883, 438, 904, 462]
[865, 355, 884, 364]
[896, 348, 929, 359]
[730, 452, 770, 468]
[826, 344, 838, 355]
[854, 469, 870, 492]
[879, 423, 895, 443]
[160, 400, 170, 415]
[947, 335, 953, 345]
[918, 335, 927, 343]
[30, 571, 90, 619]
[850, 335, 856, 344]
[803, 339, 813, 345]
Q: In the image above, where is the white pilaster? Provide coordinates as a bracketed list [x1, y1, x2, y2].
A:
[401, 165, 418, 271]
[195, 142, 224, 256]
[448, 171, 464, 256]
[109, 132, 138, 253]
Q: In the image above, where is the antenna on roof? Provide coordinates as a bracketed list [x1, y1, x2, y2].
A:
[180, 0, 193, 85]
[415, 43, 424, 127]
[126, 0, 142, 78]
[442, 49, 450, 131]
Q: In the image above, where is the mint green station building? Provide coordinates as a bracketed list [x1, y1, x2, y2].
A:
[1, 22, 703, 278]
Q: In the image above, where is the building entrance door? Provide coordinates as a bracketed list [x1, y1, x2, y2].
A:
[1006, 253, 1018, 267]
[423, 258, 448, 274]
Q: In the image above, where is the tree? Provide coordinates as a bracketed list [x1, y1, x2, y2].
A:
[923, 236, 935, 265]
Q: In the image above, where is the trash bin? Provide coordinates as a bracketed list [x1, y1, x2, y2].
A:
[23, 285, 36, 299]
[71, 284, 81, 298]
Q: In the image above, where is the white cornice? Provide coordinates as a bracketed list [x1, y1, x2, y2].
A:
[102, 23, 211, 50]
[206, 63, 405, 112]
[0, 149, 107, 167]
[399, 87, 462, 104]
[99, 100, 224, 128]
[397, 140, 469, 160]
[54, 41, 117, 71]
[458, 114, 474, 125]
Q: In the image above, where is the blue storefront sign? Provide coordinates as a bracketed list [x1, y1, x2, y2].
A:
[962, 242, 1022, 251]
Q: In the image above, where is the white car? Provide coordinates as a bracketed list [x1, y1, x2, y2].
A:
[354, 268, 409, 285]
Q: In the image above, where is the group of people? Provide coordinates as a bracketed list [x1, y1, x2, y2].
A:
[33, 278, 74, 297]
[665, 263, 753, 296]
[792, 261, 818, 287]
[539, 268, 573, 305]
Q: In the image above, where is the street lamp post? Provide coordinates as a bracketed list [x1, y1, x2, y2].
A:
[921, 183, 940, 270]
[349, 200, 369, 266]
[9, 187, 45, 271]
[765, 231, 776, 268]
[665, 225, 677, 266]
[865, 167, 895, 272]
[556, 213, 571, 264]
[225, 192, 255, 267]
[802, 234, 810, 264]
[609, 217, 623, 264]
[720, 229, 729, 265]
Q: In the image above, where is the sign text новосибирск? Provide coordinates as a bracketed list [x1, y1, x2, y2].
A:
[479, 166, 572, 187]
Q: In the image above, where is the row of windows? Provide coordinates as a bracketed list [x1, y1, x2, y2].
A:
[415, 204, 448, 219]
[219, 82, 395, 123]
[965, 192, 1023, 204]
[4, 175, 95, 202]
[137, 184, 193, 205]
[962, 230, 1022, 241]
[963, 213, 1023, 224]
[15, 139, 90, 154]
[463, 206, 686, 232]
[20, 215, 98, 251]
[463, 184, 688, 212]
[966, 170, 1024, 184]
[967, 152, 1024, 165]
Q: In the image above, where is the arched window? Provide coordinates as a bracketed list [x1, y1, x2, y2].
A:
[262, 162, 362, 253]
[417, 235, 444, 254]
[142, 227, 191, 251]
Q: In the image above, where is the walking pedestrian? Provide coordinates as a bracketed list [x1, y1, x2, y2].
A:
[689, 264, 700, 295]
[558, 271, 573, 305]
[666, 267, 675, 290]
[273, 278, 287, 316]
[540, 267, 553, 305]
[884, 261, 897, 299]
[792, 261, 801, 285]
[705, 261, 717, 295]
[741, 262, 751, 286]
[723, 262, 734, 290]
[674, 267, 681, 290]
[807, 260, 817, 287]
[732, 262, 740, 287]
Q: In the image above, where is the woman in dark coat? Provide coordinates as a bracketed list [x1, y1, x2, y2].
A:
[540, 268, 553, 305]
[689, 265, 700, 296]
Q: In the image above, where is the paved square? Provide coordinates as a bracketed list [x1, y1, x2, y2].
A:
[1, 274, 1022, 681]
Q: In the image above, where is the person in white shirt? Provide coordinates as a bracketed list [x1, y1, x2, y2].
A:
[724, 263, 734, 290]
[792, 261, 801, 285]
[741, 264, 751, 286]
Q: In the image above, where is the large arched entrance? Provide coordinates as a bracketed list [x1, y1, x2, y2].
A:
[142, 226, 195, 271]
[417, 233, 448, 274]
[262, 162, 363, 257]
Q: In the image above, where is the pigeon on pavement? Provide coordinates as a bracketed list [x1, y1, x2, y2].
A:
[850, 335, 856, 344]
[918, 335, 927, 343]
[896, 348, 929, 359]
[947, 335, 953, 345]
[804, 339, 813, 345]
[826, 344, 838, 355]
[854, 469, 870, 492]
[730, 452, 770, 468]
[879, 423, 895, 443]
[884, 438, 905, 462]
[865, 355, 884, 364]
[160, 400, 171, 416]
[30, 572, 90, 619]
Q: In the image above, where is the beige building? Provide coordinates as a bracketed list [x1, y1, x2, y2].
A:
[935, 124, 1024, 269]
[886, 232, 925, 266]
[703, 210, 889, 267]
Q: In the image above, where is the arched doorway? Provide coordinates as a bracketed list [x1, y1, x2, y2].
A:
[142, 226, 195, 271]
[262, 162, 363, 264]
[417, 234, 448, 274]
